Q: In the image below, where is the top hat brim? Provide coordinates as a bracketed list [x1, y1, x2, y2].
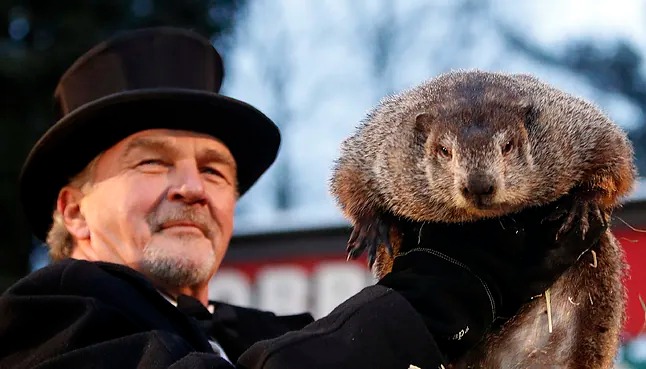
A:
[19, 88, 280, 242]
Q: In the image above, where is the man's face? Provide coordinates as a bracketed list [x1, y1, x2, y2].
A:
[69, 129, 237, 292]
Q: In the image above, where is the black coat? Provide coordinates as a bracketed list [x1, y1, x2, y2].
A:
[0, 259, 445, 369]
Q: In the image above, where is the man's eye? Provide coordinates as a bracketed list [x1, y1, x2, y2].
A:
[138, 159, 166, 167]
[202, 166, 223, 176]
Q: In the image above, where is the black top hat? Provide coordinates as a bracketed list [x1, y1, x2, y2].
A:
[19, 27, 281, 242]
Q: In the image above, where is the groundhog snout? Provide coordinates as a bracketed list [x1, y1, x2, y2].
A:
[461, 175, 497, 208]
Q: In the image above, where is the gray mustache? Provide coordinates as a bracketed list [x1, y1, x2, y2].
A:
[147, 206, 215, 238]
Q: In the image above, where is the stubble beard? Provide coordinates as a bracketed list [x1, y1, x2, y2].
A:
[142, 203, 219, 288]
[141, 235, 216, 288]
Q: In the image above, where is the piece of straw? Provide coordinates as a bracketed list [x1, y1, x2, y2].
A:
[589, 250, 597, 268]
[545, 289, 553, 333]
[639, 295, 645, 333]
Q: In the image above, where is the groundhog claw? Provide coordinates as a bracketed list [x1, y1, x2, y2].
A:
[347, 214, 394, 267]
[554, 197, 606, 241]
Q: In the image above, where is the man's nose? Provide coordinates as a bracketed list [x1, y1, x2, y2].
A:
[167, 162, 207, 204]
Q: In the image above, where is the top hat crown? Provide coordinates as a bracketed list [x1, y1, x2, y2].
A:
[53, 27, 225, 119]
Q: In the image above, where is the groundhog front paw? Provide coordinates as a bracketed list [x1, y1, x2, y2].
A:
[547, 194, 608, 241]
[347, 213, 394, 267]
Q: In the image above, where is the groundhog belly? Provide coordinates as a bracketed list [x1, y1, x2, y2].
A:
[447, 233, 626, 369]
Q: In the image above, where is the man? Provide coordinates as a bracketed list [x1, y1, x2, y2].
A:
[0, 27, 604, 368]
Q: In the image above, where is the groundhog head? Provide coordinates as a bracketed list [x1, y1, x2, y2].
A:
[413, 90, 538, 221]
[377, 80, 542, 224]
[340, 70, 633, 227]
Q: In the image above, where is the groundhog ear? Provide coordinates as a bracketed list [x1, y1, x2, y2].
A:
[413, 112, 436, 147]
[517, 100, 539, 128]
[414, 111, 436, 134]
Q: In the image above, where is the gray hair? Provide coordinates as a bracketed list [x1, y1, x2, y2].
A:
[46, 157, 98, 261]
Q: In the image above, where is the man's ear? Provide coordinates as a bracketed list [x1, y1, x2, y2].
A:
[57, 187, 90, 240]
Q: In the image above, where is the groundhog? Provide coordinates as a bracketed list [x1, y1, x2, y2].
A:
[329, 70, 636, 368]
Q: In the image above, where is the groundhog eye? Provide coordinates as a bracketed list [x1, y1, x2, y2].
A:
[437, 145, 452, 159]
[502, 140, 514, 155]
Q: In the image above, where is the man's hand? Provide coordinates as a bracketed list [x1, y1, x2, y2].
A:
[378, 193, 607, 361]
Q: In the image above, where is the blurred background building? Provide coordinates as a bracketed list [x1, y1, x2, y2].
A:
[1, 0, 645, 366]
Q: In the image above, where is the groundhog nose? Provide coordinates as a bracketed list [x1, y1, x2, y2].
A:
[462, 176, 496, 206]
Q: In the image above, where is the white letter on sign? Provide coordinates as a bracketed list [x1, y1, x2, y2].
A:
[312, 262, 371, 318]
[256, 266, 309, 315]
[208, 269, 252, 307]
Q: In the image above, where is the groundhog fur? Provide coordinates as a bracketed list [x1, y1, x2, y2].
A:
[329, 70, 636, 368]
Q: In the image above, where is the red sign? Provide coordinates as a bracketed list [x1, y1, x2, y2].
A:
[616, 228, 646, 339]
[210, 231, 645, 339]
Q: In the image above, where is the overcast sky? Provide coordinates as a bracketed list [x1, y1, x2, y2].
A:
[218, 0, 646, 235]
